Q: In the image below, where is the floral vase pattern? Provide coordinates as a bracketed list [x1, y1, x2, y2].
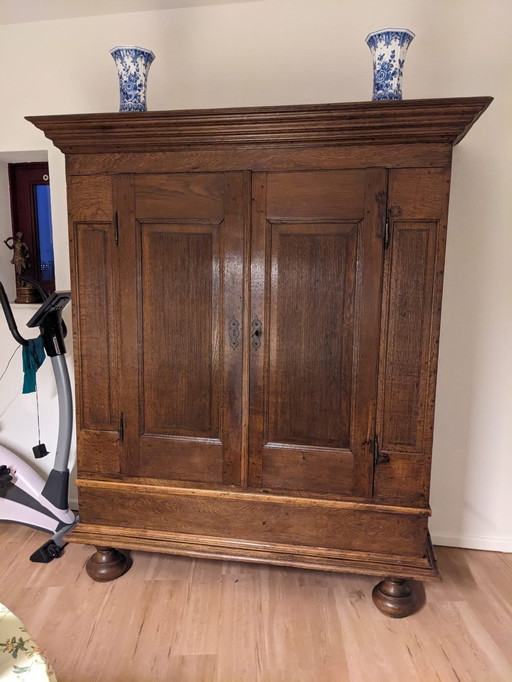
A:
[366, 29, 415, 101]
[110, 45, 155, 112]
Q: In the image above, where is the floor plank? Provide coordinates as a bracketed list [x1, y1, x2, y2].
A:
[0, 525, 511, 681]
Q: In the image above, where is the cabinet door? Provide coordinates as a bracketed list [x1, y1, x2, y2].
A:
[118, 172, 249, 485]
[249, 169, 386, 497]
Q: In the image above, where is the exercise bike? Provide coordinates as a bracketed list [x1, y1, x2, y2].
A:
[0, 279, 78, 562]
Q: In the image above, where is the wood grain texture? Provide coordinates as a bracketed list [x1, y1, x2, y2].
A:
[141, 224, 217, 436]
[120, 172, 247, 484]
[1, 525, 510, 682]
[74, 480, 432, 563]
[67, 175, 121, 475]
[374, 167, 451, 506]
[265, 170, 365, 220]
[74, 224, 117, 431]
[134, 173, 225, 219]
[75, 474, 432, 514]
[267, 223, 356, 448]
[69, 523, 438, 581]
[26, 97, 492, 153]
[114, 174, 139, 476]
[65, 143, 453, 176]
[381, 220, 437, 452]
[249, 169, 385, 498]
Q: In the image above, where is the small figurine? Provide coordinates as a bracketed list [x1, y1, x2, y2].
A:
[4, 231, 30, 286]
[4, 232, 39, 303]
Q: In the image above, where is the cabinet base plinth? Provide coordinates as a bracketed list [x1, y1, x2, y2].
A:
[69, 519, 440, 584]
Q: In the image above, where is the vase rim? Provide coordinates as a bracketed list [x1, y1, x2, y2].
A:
[110, 45, 155, 59]
[365, 28, 415, 41]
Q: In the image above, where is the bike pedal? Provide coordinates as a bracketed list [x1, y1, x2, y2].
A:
[30, 539, 64, 563]
[0, 466, 12, 489]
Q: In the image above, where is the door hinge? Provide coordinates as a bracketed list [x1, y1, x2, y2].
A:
[119, 412, 124, 443]
[373, 433, 390, 466]
[228, 316, 241, 350]
[114, 211, 119, 246]
[384, 210, 391, 249]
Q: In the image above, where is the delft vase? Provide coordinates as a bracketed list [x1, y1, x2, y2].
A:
[110, 45, 155, 112]
[366, 29, 415, 101]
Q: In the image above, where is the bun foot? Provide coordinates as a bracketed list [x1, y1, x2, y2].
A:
[372, 577, 418, 618]
[86, 546, 129, 582]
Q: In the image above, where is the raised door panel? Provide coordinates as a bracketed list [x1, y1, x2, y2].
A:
[68, 175, 121, 475]
[267, 223, 357, 450]
[249, 169, 386, 497]
[142, 225, 218, 438]
[374, 167, 450, 505]
[380, 221, 437, 453]
[119, 172, 248, 485]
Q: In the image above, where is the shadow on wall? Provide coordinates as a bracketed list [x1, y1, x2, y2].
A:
[430, 136, 499, 547]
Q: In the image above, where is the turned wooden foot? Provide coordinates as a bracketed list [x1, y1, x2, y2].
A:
[86, 546, 129, 582]
[372, 577, 418, 618]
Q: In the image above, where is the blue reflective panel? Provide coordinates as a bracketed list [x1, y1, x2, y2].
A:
[34, 184, 55, 281]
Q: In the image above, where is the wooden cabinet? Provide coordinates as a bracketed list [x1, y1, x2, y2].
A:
[28, 97, 490, 616]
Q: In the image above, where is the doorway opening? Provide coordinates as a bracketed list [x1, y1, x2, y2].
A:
[8, 162, 55, 294]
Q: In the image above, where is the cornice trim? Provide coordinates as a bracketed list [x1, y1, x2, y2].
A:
[26, 97, 493, 154]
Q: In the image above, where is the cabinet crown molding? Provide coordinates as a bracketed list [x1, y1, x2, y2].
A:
[26, 97, 492, 154]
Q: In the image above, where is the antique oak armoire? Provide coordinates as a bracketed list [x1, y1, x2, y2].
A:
[28, 97, 490, 617]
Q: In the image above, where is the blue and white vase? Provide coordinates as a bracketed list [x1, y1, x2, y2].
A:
[366, 29, 415, 101]
[110, 45, 155, 112]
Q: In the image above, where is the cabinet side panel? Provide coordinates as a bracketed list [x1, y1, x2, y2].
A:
[381, 221, 437, 452]
[68, 175, 121, 475]
[374, 167, 450, 505]
[75, 225, 117, 429]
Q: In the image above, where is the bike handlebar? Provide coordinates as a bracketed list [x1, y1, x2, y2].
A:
[0, 281, 29, 346]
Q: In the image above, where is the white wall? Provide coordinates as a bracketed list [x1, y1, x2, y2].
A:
[0, 0, 510, 550]
[0, 151, 71, 490]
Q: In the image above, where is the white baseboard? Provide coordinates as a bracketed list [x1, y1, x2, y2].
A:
[431, 532, 512, 553]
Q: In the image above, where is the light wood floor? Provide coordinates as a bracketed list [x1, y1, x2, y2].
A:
[0, 524, 511, 682]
